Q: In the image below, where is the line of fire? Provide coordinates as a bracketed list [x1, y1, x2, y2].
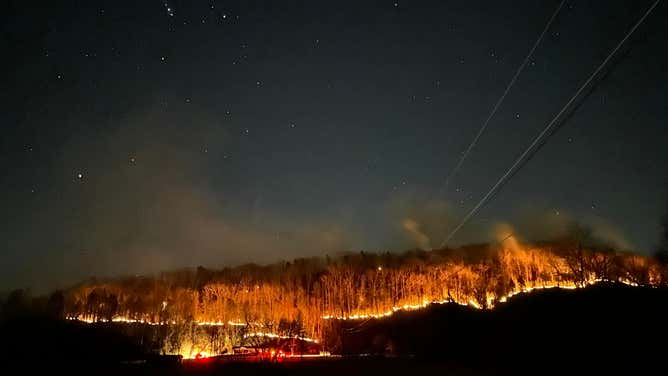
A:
[53, 234, 666, 363]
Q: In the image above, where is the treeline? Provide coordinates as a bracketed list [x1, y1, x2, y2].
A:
[59, 241, 668, 351]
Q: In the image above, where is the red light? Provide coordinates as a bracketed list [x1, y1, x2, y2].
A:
[194, 351, 209, 360]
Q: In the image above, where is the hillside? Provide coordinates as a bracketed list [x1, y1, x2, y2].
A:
[2, 282, 667, 375]
[337, 282, 668, 373]
[57, 243, 667, 356]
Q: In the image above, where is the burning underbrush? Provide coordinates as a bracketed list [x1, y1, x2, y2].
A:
[62, 241, 668, 357]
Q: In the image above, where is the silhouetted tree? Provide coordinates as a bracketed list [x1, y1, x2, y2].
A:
[2, 289, 28, 319]
[46, 290, 65, 318]
[559, 222, 594, 285]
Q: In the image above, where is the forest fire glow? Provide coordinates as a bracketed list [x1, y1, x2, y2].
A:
[243, 332, 320, 343]
[320, 277, 649, 321]
[62, 242, 666, 356]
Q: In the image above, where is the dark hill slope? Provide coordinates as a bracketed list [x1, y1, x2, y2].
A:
[337, 283, 668, 373]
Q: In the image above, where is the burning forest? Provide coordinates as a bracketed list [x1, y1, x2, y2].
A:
[61, 238, 668, 358]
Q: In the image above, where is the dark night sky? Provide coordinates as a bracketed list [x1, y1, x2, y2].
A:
[2, 0, 667, 292]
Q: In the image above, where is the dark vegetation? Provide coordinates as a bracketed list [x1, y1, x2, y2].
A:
[0, 290, 142, 372]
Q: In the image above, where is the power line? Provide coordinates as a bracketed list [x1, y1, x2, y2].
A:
[440, 0, 566, 194]
[440, 0, 662, 248]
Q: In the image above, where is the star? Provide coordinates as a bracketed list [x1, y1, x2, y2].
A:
[129, 156, 136, 164]
[290, 123, 296, 128]
[515, 113, 521, 119]
[76, 172, 83, 180]
[160, 56, 166, 62]
[164, 3, 174, 17]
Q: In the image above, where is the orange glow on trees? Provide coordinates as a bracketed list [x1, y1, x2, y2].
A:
[63, 242, 666, 355]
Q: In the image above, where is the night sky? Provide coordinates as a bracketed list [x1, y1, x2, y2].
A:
[2, 0, 667, 292]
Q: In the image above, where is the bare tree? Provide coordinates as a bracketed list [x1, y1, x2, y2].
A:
[557, 222, 598, 286]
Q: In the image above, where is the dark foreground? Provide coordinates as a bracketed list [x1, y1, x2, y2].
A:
[122, 356, 493, 376]
[2, 283, 667, 375]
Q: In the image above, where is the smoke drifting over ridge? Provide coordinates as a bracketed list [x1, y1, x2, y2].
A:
[402, 218, 432, 250]
[391, 194, 633, 252]
[1, 104, 355, 291]
[0, 102, 637, 292]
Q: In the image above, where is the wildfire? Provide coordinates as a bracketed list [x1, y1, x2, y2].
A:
[68, 316, 257, 328]
[66, 316, 176, 325]
[61, 242, 665, 359]
[196, 320, 248, 327]
[321, 277, 643, 321]
[69, 277, 644, 331]
[243, 332, 320, 343]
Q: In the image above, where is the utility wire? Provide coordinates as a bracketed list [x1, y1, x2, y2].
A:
[440, 0, 662, 248]
[440, 0, 566, 194]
